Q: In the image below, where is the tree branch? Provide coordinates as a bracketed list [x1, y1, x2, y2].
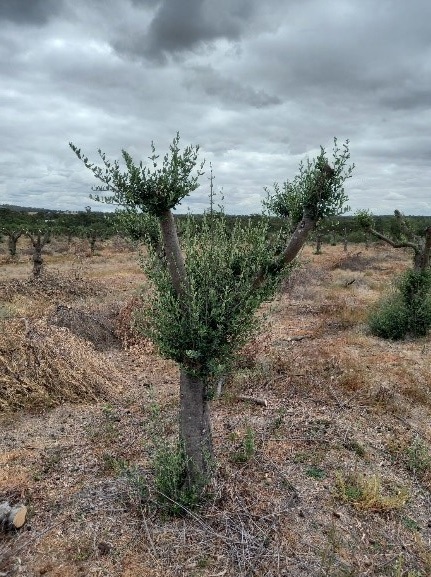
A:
[367, 227, 419, 254]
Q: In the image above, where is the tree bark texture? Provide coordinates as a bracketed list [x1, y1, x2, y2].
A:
[179, 368, 213, 489]
[253, 215, 316, 290]
[7, 231, 23, 257]
[27, 231, 50, 278]
[414, 226, 431, 272]
[159, 209, 187, 296]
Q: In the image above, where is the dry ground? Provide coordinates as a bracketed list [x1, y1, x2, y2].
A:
[0, 236, 430, 576]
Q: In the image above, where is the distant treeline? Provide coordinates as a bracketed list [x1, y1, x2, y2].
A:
[1, 205, 430, 245]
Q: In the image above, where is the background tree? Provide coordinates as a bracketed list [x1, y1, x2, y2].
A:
[356, 209, 431, 272]
[70, 134, 353, 501]
[3, 229, 24, 257]
[26, 230, 51, 278]
[356, 210, 431, 339]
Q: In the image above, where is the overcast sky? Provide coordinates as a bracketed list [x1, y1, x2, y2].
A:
[1, 0, 430, 215]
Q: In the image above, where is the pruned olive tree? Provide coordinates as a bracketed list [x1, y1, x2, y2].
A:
[70, 134, 353, 497]
[356, 209, 431, 272]
[2, 229, 24, 257]
[26, 230, 51, 278]
[356, 209, 431, 338]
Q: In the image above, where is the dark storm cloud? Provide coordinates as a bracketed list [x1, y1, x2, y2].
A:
[115, 0, 256, 61]
[0, 0, 62, 25]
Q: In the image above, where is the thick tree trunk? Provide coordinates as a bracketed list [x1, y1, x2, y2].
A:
[33, 249, 43, 277]
[7, 231, 22, 257]
[179, 368, 213, 489]
[26, 231, 50, 278]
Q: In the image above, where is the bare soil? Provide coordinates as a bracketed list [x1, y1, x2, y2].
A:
[0, 238, 430, 577]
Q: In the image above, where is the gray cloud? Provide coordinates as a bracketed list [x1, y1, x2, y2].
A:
[0, 0, 62, 25]
[184, 66, 282, 109]
[115, 0, 256, 62]
[0, 0, 431, 215]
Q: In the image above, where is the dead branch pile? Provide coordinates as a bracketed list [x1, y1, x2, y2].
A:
[0, 318, 124, 411]
[0, 272, 107, 303]
[49, 304, 120, 351]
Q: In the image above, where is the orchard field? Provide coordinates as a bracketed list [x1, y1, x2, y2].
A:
[1, 236, 431, 577]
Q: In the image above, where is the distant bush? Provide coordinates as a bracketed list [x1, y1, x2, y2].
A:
[369, 269, 431, 339]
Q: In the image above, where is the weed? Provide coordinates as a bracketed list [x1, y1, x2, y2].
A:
[0, 304, 14, 320]
[101, 453, 129, 474]
[305, 466, 326, 480]
[405, 439, 431, 476]
[343, 439, 366, 458]
[293, 451, 313, 464]
[66, 537, 94, 562]
[153, 442, 207, 515]
[318, 523, 357, 576]
[369, 269, 431, 340]
[335, 472, 409, 512]
[402, 516, 421, 532]
[269, 407, 286, 432]
[391, 554, 423, 577]
[231, 426, 256, 464]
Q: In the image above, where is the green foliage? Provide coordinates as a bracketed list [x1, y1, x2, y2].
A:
[70, 133, 205, 217]
[368, 295, 410, 340]
[305, 466, 326, 480]
[405, 439, 431, 476]
[115, 208, 161, 250]
[152, 442, 204, 515]
[231, 426, 256, 464]
[369, 269, 431, 339]
[264, 139, 354, 230]
[142, 212, 290, 379]
[335, 472, 409, 512]
[355, 209, 374, 230]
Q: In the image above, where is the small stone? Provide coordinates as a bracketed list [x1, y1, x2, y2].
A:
[97, 541, 112, 555]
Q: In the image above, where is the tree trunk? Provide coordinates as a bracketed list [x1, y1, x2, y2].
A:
[364, 232, 369, 250]
[89, 234, 97, 256]
[32, 244, 44, 277]
[7, 231, 22, 257]
[26, 231, 50, 278]
[159, 209, 187, 296]
[253, 214, 316, 290]
[343, 228, 348, 252]
[414, 226, 431, 272]
[179, 368, 213, 489]
[315, 232, 322, 255]
[8, 236, 17, 257]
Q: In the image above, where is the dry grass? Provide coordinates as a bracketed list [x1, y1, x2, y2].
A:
[1, 238, 431, 577]
[0, 318, 124, 411]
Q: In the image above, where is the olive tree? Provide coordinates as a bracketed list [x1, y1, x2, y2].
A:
[26, 230, 51, 278]
[356, 209, 431, 272]
[70, 134, 353, 496]
[356, 209, 431, 338]
[2, 229, 24, 257]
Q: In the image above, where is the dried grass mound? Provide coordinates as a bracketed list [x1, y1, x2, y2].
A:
[50, 304, 120, 351]
[0, 272, 106, 303]
[0, 319, 124, 412]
